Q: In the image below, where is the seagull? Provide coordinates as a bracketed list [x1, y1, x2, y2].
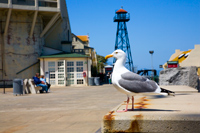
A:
[105, 49, 175, 112]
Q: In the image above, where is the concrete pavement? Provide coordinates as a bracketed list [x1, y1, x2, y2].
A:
[0, 84, 125, 133]
[102, 85, 200, 132]
[1, 85, 200, 133]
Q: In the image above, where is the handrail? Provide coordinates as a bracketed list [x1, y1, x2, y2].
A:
[0, 80, 12, 94]
[113, 13, 130, 22]
[0, 0, 59, 8]
[16, 61, 39, 75]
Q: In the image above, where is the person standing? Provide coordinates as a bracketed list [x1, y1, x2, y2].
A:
[109, 72, 112, 84]
[106, 72, 110, 83]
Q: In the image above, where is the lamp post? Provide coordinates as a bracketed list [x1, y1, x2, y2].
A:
[149, 50, 154, 80]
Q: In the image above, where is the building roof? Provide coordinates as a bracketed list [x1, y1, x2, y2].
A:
[39, 53, 89, 58]
[116, 8, 128, 13]
[84, 46, 93, 49]
[105, 65, 113, 68]
[77, 35, 89, 42]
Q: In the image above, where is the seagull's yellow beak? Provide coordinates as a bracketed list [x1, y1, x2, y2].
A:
[105, 54, 113, 59]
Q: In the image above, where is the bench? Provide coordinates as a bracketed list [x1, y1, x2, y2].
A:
[28, 79, 42, 94]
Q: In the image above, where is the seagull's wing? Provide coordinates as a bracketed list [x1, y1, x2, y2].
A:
[118, 72, 158, 93]
[120, 72, 147, 81]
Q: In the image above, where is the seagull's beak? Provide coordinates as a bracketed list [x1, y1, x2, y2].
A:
[105, 54, 113, 59]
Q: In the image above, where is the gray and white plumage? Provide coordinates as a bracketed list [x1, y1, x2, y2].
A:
[119, 72, 158, 93]
[105, 49, 174, 96]
[105, 49, 175, 112]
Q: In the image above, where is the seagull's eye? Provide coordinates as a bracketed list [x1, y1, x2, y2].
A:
[115, 52, 118, 54]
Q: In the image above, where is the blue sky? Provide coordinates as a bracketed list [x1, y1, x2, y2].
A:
[67, 0, 200, 72]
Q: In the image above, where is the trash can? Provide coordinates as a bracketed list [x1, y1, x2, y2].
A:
[94, 77, 100, 86]
[88, 77, 94, 86]
[13, 79, 23, 95]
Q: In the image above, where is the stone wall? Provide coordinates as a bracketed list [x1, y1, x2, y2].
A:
[159, 66, 199, 89]
[0, 10, 43, 80]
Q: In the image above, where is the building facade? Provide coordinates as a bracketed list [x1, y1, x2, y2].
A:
[72, 34, 97, 67]
[0, 0, 97, 86]
[39, 53, 91, 86]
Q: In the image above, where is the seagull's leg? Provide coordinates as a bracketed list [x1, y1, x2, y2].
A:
[131, 96, 134, 111]
[125, 97, 129, 111]
[117, 97, 129, 112]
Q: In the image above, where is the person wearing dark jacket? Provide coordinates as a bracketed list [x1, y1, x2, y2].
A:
[33, 73, 48, 93]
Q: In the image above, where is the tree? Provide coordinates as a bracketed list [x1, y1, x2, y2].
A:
[97, 54, 107, 73]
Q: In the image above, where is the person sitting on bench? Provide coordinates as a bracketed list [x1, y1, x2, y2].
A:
[33, 73, 48, 93]
[40, 75, 51, 90]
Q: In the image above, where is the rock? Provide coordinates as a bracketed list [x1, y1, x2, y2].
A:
[159, 66, 199, 88]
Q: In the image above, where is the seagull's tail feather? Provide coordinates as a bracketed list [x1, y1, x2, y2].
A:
[160, 88, 175, 96]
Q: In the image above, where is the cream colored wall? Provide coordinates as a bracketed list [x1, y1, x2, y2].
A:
[72, 37, 84, 49]
[181, 45, 200, 67]
[42, 57, 91, 86]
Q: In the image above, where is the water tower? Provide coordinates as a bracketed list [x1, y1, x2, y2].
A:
[113, 7, 134, 71]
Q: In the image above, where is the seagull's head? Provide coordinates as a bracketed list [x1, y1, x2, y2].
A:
[105, 49, 126, 60]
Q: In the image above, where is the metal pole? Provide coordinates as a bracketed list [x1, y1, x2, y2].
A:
[151, 54, 153, 80]
[149, 51, 154, 80]
[3, 80, 5, 94]
[87, 58, 89, 86]
[151, 54, 154, 70]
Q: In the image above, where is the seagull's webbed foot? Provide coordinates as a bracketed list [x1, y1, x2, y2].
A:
[117, 96, 134, 112]
[117, 97, 129, 112]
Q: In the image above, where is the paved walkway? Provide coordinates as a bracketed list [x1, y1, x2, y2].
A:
[0, 85, 125, 133]
[102, 85, 200, 132]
